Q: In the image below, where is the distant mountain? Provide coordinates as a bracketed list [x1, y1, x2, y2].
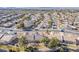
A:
[0, 7, 79, 10]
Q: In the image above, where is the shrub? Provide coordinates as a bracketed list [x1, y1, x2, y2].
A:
[25, 46, 38, 52]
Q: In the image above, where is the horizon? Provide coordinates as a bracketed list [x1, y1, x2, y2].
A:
[0, 7, 79, 10]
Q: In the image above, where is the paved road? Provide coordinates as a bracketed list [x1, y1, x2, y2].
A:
[0, 27, 79, 35]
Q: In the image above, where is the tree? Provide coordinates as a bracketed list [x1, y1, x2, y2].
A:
[40, 37, 49, 44]
[48, 37, 60, 48]
[16, 22, 25, 29]
[26, 16, 31, 20]
[48, 20, 53, 28]
[18, 36, 27, 51]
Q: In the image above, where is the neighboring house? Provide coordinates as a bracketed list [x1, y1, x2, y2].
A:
[74, 16, 79, 30]
[0, 34, 4, 39]
[2, 22, 13, 28]
[0, 34, 17, 44]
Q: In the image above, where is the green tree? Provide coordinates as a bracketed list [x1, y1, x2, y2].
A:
[18, 36, 27, 51]
[48, 37, 60, 48]
[16, 22, 24, 29]
[40, 37, 49, 44]
[48, 20, 53, 27]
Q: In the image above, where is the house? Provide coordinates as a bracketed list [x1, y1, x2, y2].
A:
[74, 16, 79, 30]
[2, 22, 13, 28]
[24, 20, 34, 28]
[0, 34, 17, 44]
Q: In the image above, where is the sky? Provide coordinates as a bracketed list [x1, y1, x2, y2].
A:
[0, 0, 79, 7]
